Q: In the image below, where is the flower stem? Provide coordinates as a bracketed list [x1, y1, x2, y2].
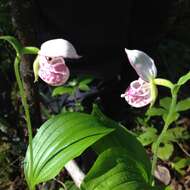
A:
[154, 78, 174, 89]
[151, 91, 177, 186]
[14, 55, 34, 190]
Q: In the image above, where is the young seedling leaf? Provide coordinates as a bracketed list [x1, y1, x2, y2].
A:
[79, 83, 91, 91]
[52, 86, 73, 96]
[152, 142, 174, 161]
[172, 157, 190, 175]
[162, 127, 190, 143]
[138, 127, 158, 146]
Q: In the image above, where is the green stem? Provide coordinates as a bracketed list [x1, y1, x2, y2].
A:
[154, 78, 174, 89]
[151, 91, 177, 185]
[14, 55, 34, 190]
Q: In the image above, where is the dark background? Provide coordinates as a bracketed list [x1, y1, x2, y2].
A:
[33, 0, 172, 79]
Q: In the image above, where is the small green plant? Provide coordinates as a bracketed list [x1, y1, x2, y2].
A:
[138, 126, 189, 160]
[171, 157, 190, 175]
[136, 95, 190, 161]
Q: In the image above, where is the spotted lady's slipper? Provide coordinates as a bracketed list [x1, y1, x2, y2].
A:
[33, 39, 80, 86]
[121, 49, 157, 108]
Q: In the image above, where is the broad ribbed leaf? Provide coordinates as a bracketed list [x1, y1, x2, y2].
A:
[91, 105, 151, 181]
[82, 148, 158, 190]
[24, 112, 114, 188]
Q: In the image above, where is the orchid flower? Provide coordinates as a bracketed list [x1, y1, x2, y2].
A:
[33, 39, 80, 86]
[121, 49, 157, 108]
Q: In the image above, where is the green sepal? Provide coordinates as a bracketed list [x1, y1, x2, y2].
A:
[33, 56, 39, 82]
[150, 78, 158, 107]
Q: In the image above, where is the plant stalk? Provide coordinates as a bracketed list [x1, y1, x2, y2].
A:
[151, 91, 177, 185]
[14, 55, 34, 190]
[65, 160, 85, 188]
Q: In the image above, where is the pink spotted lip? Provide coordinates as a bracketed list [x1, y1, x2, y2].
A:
[38, 56, 70, 86]
[121, 78, 152, 108]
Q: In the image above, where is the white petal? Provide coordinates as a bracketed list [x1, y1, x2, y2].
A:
[125, 49, 157, 81]
[39, 39, 81, 58]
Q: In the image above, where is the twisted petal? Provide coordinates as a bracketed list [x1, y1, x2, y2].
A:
[125, 49, 157, 81]
[39, 39, 81, 58]
[121, 78, 152, 108]
[38, 55, 70, 86]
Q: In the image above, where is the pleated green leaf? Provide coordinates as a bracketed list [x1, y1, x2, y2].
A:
[91, 105, 151, 180]
[81, 105, 154, 190]
[24, 112, 115, 188]
[82, 148, 159, 190]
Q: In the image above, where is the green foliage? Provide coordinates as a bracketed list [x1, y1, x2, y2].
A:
[146, 107, 166, 117]
[52, 76, 94, 97]
[82, 148, 153, 190]
[159, 97, 171, 110]
[162, 127, 190, 142]
[176, 71, 190, 87]
[92, 105, 151, 174]
[138, 127, 189, 161]
[24, 112, 114, 188]
[78, 77, 93, 92]
[64, 181, 80, 190]
[152, 142, 174, 161]
[138, 127, 157, 146]
[52, 76, 94, 113]
[164, 186, 173, 190]
[22, 47, 39, 54]
[52, 86, 73, 96]
[146, 95, 190, 125]
[24, 105, 156, 190]
[80, 105, 156, 190]
[171, 157, 190, 175]
[176, 98, 190, 112]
